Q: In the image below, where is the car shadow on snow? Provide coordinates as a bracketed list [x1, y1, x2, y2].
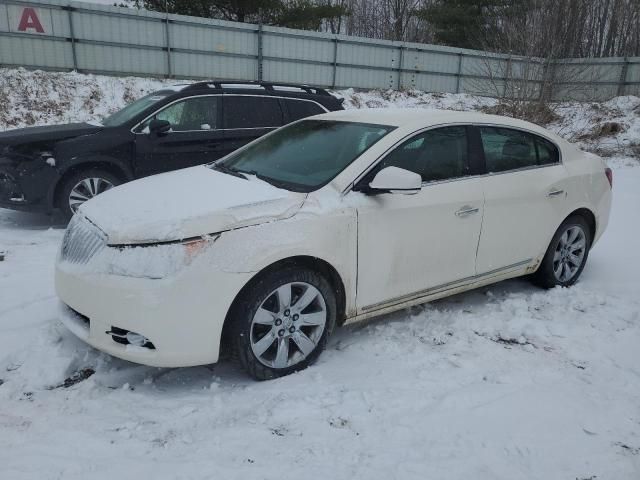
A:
[0, 208, 67, 230]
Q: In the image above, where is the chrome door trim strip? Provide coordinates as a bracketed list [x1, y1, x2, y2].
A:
[360, 258, 532, 313]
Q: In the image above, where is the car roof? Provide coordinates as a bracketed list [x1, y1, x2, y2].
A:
[152, 82, 343, 110]
[314, 108, 563, 142]
[155, 81, 337, 98]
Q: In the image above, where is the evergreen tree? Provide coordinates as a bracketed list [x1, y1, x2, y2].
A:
[415, 0, 511, 50]
[141, 0, 347, 28]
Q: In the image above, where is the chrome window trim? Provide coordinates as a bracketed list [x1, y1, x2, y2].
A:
[344, 121, 564, 195]
[130, 94, 329, 134]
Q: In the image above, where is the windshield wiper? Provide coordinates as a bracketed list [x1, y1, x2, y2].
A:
[235, 169, 279, 186]
[235, 170, 301, 191]
[212, 163, 248, 180]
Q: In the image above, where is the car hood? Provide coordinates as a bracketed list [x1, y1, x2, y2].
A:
[79, 166, 306, 245]
[0, 123, 103, 147]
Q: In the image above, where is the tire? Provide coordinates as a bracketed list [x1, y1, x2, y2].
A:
[230, 266, 336, 381]
[58, 169, 122, 221]
[531, 215, 592, 289]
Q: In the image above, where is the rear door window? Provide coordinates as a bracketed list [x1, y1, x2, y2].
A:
[479, 127, 559, 172]
[223, 96, 283, 129]
[284, 99, 326, 121]
[536, 136, 560, 165]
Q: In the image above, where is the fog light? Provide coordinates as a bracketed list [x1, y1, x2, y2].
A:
[106, 326, 156, 349]
[126, 332, 149, 347]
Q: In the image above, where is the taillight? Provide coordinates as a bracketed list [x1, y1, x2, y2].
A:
[605, 167, 613, 189]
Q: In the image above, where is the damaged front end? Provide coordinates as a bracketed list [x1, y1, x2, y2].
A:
[0, 142, 60, 211]
[59, 214, 220, 280]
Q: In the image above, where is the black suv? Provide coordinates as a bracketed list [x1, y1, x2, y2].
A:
[0, 81, 344, 219]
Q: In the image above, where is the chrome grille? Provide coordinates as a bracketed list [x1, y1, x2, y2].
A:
[60, 215, 107, 264]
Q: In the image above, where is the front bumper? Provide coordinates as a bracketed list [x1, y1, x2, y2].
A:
[55, 260, 253, 367]
[0, 158, 58, 212]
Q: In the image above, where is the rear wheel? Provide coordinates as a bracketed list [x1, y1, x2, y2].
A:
[230, 267, 336, 381]
[531, 215, 592, 288]
[58, 169, 121, 221]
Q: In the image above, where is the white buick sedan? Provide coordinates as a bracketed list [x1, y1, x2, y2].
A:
[56, 109, 612, 380]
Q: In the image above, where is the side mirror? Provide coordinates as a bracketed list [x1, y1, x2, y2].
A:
[365, 166, 422, 195]
[148, 119, 171, 135]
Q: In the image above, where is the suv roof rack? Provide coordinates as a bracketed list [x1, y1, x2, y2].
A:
[181, 80, 332, 96]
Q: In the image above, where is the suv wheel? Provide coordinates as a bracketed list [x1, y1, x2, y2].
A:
[58, 169, 121, 220]
[231, 267, 336, 381]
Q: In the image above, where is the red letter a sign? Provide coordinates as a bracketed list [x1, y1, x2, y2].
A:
[18, 8, 45, 33]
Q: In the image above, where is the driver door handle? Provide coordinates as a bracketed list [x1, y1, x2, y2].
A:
[455, 206, 479, 217]
[547, 189, 565, 197]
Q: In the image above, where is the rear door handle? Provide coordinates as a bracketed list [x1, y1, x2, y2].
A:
[547, 189, 565, 197]
[455, 206, 479, 217]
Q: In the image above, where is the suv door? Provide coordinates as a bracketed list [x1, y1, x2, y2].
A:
[474, 126, 568, 274]
[133, 95, 223, 177]
[354, 126, 485, 313]
[220, 95, 284, 157]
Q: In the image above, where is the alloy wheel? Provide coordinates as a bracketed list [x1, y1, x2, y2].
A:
[250, 282, 327, 369]
[69, 177, 115, 213]
[552, 225, 587, 282]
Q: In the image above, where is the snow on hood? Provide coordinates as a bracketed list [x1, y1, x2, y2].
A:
[79, 166, 306, 244]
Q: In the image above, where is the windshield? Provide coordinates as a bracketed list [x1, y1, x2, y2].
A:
[214, 120, 395, 192]
[103, 92, 170, 127]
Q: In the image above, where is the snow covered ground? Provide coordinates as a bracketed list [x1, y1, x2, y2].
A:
[1, 68, 639, 479]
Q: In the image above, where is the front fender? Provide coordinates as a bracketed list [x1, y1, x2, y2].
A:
[208, 210, 358, 318]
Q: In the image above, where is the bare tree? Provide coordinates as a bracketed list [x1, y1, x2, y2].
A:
[471, 0, 606, 125]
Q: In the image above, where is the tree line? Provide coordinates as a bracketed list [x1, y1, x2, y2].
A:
[138, 0, 640, 58]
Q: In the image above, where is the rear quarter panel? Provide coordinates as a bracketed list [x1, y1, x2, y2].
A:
[561, 144, 612, 245]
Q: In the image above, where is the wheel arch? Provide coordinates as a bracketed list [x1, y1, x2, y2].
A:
[50, 160, 133, 208]
[564, 207, 596, 245]
[220, 255, 347, 357]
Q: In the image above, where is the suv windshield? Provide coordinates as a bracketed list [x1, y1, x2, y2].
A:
[214, 120, 394, 192]
[103, 92, 170, 127]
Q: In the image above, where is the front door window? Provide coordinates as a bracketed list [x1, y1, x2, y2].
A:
[142, 96, 219, 132]
[376, 126, 470, 182]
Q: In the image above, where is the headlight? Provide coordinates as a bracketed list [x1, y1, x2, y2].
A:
[59, 215, 220, 279]
[95, 235, 219, 279]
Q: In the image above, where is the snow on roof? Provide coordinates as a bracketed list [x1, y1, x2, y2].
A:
[161, 84, 192, 92]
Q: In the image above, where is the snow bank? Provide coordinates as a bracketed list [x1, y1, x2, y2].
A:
[0, 68, 168, 130]
[1, 67, 638, 165]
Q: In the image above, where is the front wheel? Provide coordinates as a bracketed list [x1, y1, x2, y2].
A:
[231, 267, 336, 381]
[58, 169, 122, 221]
[531, 215, 592, 288]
